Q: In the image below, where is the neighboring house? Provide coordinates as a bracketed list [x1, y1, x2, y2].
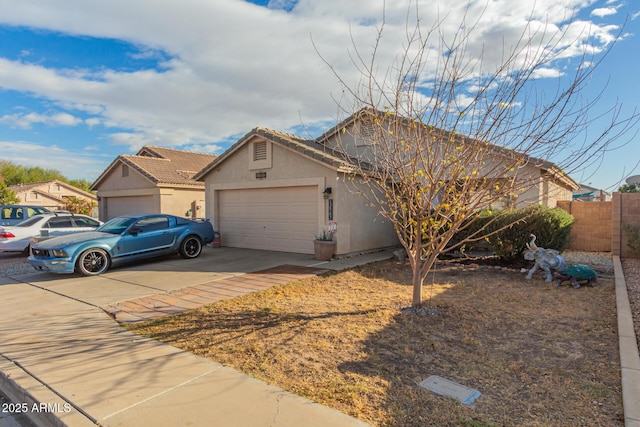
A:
[91, 146, 217, 221]
[9, 180, 98, 215]
[195, 109, 579, 256]
[573, 184, 611, 202]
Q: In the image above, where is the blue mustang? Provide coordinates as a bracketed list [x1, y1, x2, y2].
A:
[28, 213, 215, 275]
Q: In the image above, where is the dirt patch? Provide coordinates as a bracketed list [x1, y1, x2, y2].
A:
[129, 260, 622, 426]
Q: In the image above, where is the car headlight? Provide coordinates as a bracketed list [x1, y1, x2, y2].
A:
[52, 249, 68, 258]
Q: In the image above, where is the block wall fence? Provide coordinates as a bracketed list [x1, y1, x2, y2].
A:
[557, 192, 640, 258]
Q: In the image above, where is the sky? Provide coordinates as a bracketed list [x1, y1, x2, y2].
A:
[0, 0, 638, 191]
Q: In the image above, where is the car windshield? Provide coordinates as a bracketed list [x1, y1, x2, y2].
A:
[97, 217, 138, 234]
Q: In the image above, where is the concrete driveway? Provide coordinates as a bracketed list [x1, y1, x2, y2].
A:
[0, 247, 391, 426]
[13, 247, 317, 307]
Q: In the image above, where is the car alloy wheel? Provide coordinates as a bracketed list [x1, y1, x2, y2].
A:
[179, 235, 202, 259]
[77, 248, 110, 275]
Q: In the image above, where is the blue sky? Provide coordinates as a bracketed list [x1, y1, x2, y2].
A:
[0, 0, 638, 190]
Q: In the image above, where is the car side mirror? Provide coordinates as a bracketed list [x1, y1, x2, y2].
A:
[129, 226, 143, 235]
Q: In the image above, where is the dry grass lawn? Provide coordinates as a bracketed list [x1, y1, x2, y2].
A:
[128, 260, 623, 426]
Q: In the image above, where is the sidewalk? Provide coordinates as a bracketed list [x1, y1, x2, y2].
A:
[0, 249, 393, 427]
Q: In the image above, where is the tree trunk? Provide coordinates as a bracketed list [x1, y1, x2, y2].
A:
[411, 219, 423, 307]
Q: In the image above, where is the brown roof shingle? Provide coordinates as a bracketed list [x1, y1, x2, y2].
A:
[91, 146, 217, 190]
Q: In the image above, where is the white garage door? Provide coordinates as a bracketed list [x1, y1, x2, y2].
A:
[105, 196, 155, 220]
[219, 186, 318, 254]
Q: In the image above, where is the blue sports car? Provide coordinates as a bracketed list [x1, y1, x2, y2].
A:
[28, 213, 215, 275]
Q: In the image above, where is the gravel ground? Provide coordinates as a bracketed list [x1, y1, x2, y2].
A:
[0, 254, 34, 276]
[622, 258, 640, 355]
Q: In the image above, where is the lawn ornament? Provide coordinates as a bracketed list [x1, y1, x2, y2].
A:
[554, 265, 598, 289]
[524, 234, 567, 282]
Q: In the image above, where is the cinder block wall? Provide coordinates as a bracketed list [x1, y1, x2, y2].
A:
[613, 192, 640, 258]
[557, 200, 612, 252]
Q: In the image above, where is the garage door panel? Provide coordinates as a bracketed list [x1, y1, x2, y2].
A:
[106, 196, 155, 220]
[219, 186, 318, 254]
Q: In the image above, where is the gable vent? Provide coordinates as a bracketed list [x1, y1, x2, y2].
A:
[253, 141, 267, 161]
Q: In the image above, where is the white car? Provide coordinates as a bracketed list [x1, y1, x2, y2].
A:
[0, 213, 102, 254]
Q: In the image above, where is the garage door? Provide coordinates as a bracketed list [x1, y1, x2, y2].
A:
[105, 196, 155, 220]
[219, 186, 318, 254]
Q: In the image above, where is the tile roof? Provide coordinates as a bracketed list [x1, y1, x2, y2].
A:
[193, 127, 358, 180]
[9, 180, 97, 199]
[91, 146, 217, 190]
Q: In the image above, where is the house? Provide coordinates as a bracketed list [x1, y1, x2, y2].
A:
[91, 146, 217, 221]
[572, 184, 611, 202]
[9, 180, 98, 215]
[316, 108, 579, 210]
[193, 128, 399, 255]
[195, 109, 579, 256]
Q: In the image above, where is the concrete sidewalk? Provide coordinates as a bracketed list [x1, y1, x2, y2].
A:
[0, 248, 392, 426]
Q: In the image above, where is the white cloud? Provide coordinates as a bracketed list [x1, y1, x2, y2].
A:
[0, 111, 82, 129]
[591, 7, 617, 18]
[0, 0, 624, 150]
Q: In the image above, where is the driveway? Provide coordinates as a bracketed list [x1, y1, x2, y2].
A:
[0, 247, 390, 426]
[12, 247, 316, 306]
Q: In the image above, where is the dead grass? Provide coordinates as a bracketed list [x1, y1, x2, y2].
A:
[128, 260, 623, 426]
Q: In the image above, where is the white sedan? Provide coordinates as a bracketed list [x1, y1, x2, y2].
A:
[0, 213, 102, 254]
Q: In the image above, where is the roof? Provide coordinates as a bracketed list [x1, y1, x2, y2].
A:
[196, 108, 578, 191]
[194, 128, 358, 180]
[91, 146, 217, 190]
[9, 180, 98, 200]
[317, 108, 579, 191]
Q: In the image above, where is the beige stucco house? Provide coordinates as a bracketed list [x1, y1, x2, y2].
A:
[317, 109, 578, 210]
[9, 180, 98, 215]
[193, 128, 399, 255]
[91, 146, 216, 221]
[195, 109, 578, 256]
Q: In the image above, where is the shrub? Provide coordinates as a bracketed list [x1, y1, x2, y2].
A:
[453, 205, 574, 262]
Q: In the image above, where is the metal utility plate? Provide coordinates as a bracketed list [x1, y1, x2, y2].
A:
[419, 375, 481, 405]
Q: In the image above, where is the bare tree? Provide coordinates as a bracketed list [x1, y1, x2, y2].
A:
[317, 3, 637, 308]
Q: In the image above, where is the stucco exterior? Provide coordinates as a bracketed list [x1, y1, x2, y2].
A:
[91, 146, 214, 221]
[318, 110, 578, 209]
[198, 131, 399, 255]
[9, 180, 98, 215]
[196, 109, 578, 256]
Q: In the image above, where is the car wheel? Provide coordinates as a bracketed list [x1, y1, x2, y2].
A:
[77, 248, 110, 275]
[179, 235, 202, 259]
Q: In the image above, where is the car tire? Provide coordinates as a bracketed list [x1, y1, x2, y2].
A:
[76, 248, 110, 275]
[179, 235, 202, 259]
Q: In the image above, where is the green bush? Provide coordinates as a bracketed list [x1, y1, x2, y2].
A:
[453, 205, 574, 262]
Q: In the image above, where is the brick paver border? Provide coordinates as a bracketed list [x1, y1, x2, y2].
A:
[102, 265, 327, 323]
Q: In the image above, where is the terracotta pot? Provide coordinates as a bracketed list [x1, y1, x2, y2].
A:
[313, 240, 336, 261]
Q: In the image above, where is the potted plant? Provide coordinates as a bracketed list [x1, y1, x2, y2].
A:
[313, 230, 336, 261]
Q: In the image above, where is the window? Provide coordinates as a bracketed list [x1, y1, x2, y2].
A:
[28, 207, 48, 216]
[73, 217, 101, 227]
[135, 216, 169, 232]
[122, 164, 129, 177]
[46, 217, 74, 228]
